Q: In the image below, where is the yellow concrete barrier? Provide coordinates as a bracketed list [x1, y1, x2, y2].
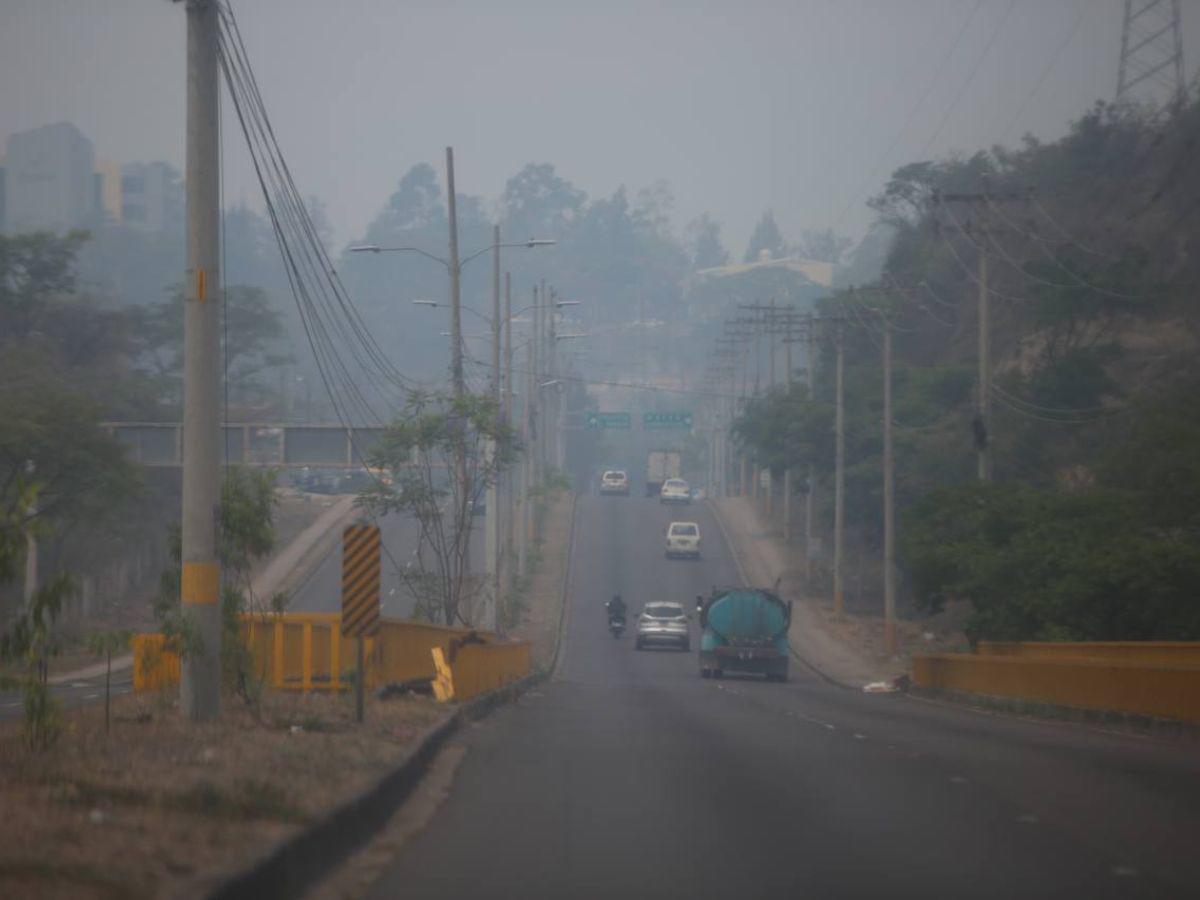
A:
[131, 633, 181, 692]
[131, 614, 506, 695]
[913, 651, 1200, 724]
[431, 639, 532, 703]
[976, 641, 1200, 666]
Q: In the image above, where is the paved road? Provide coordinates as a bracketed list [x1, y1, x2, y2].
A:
[0, 670, 133, 723]
[368, 494, 1200, 899]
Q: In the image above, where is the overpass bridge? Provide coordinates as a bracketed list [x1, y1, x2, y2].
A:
[102, 423, 387, 468]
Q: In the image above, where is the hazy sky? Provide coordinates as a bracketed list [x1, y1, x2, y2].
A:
[2, 0, 1196, 254]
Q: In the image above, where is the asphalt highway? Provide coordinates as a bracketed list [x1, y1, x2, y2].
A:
[367, 493, 1200, 899]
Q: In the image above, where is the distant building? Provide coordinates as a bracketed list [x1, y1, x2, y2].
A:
[695, 252, 834, 289]
[3, 122, 96, 233]
[120, 161, 182, 233]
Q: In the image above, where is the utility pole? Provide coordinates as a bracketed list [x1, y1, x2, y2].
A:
[446, 149, 463, 401]
[977, 251, 990, 482]
[804, 318, 817, 584]
[504, 271, 513, 587]
[444, 146, 471, 621]
[882, 314, 896, 655]
[519, 329, 533, 575]
[180, 0, 221, 721]
[548, 287, 559, 471]
[833, 321, 845, 617]
[485, 224, 501, 630]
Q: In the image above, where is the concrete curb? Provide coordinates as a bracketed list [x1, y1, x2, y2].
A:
[204, 668, 542, 900]
[705, 498, 855, 691]
[204, 710, 460, 900]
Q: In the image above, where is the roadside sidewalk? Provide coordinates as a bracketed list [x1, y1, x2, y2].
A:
[710, 495, 905, 687]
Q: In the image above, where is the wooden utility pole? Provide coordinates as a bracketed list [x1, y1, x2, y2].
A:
[804, 320, 817, 584]
[180, 0, 221, 720]
[882, 315, 897, 655]
[483, 225, 502, 630]
[977, 251, 990, 482]
[504, 272, 513, 581]
[833, 321, 845, 617]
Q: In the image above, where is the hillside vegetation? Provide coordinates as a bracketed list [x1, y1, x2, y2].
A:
[734, 98, 1200, 642]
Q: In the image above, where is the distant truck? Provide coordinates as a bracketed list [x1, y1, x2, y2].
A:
[696, 587, 791, 682]
[644, 450, 682, 496]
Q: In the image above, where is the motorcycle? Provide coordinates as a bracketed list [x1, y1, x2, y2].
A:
[608, 614, 626, 638]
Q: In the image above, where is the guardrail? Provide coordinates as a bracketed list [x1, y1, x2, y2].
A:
[431, 640, 532, 702]
[913, 646, 1200, 725]
[976, 641, 1200, 665]
[132, 613, 529, 699]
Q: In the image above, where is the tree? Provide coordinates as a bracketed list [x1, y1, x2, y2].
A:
[793, 228, 853, 266]
[744, 211, 786, 263]
[0, 230, 90, 339]
[359, 391, 516, 626]
[500, 163, 586, 240]
[86, 629, 134, 733]
[130, 284, 292, 413]
[686, 213, 729, 269]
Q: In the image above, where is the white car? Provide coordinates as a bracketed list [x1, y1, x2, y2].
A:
[665, 521, 701, 559]
[600, 470, 630, 496]
[659, 478, 691, 504]
[635, 601, 690, 651]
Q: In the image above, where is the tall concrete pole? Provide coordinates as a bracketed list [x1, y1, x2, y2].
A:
[446, 148, 464, 401]
[977, 251, 991, 482]
[883, 316, 897, 654]
[532, 284, 541, 486]
[833, 322, 845, 617]
[548, 287, 559, 470]
[504, 272, 513, 581]
[804, 318, 816, 585]
[485, 224, 501, 630]
[445, 147, 470, 620]
[181, 0, 221, 720]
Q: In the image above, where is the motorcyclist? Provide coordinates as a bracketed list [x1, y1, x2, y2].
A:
[605, 593, 627, 625]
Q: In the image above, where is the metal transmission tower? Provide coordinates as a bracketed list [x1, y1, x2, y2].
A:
[1116, 0, 1185, 106]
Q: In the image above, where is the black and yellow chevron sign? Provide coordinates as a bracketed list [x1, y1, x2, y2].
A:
[341, 523, 381, 638]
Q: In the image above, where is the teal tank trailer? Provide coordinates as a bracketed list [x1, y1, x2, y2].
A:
[696, 588, 791, 681]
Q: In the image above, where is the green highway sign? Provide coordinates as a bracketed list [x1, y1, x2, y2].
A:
[643, 411, 693, 430]
[586, 411, 632, 430]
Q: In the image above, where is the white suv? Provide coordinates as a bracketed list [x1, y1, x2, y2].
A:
[659, 478, 691, 504]
[600, 470, 630, 496]
[665, 521, 701, 559]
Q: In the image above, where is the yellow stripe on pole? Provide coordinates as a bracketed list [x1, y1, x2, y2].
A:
[181, 560, 219, 605]
[197, 267, 206, 301]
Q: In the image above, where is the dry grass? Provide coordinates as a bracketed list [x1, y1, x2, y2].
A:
[0, 687, 447, 899]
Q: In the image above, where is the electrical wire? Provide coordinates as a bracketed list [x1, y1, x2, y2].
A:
[831, 0, 986, 230]
[918, 0, 1018, 158]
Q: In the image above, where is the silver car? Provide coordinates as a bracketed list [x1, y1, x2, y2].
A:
[635, 601, 690, 651]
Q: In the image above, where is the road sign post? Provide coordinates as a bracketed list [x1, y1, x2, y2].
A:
[342, 522, 381, 723]
[586, 411, 632, 430]
[642, 411, 693, 430]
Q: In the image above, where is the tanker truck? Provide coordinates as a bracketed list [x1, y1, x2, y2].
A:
[696, 587, 791, 681]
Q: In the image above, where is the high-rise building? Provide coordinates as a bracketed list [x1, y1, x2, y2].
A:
[120, 161, 183, 233]
[3, 122, 95, 233]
